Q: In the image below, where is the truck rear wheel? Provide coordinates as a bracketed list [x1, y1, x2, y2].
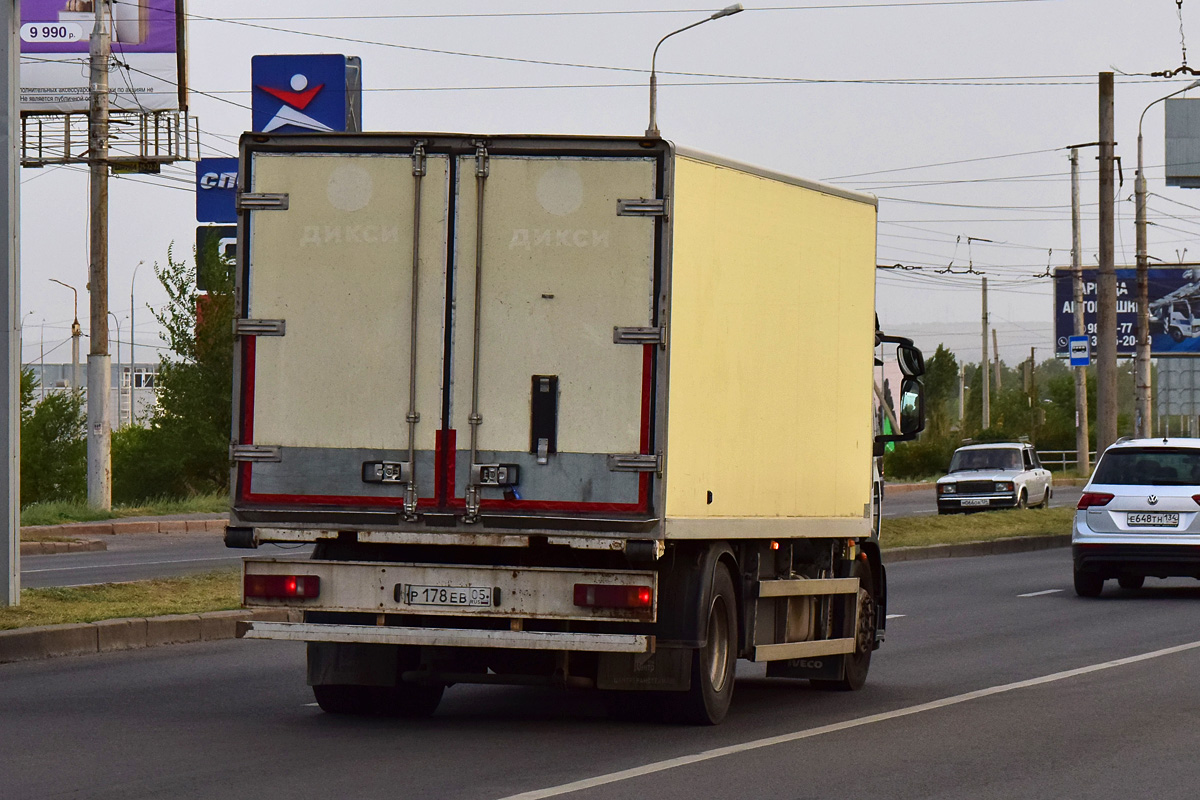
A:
[811, 559, 876, 692]
[312, 683, 443, 717]
[312, 684, 379, 715]
[667, 562, 738, 725]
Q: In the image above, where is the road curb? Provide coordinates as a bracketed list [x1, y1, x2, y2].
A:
[0, 608, 300, 665]
[19, 539, 107, 556]
[21, 517, 227, 540]
[883, 533, 1071, 563]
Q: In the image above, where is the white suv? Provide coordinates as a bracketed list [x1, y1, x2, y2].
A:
[1073, 438, 1200, 597]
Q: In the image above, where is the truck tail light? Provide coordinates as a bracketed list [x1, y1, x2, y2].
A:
[573, 584, 653, 609]
[1077, 492, 1114, 510]
[244, 574, 321, 600]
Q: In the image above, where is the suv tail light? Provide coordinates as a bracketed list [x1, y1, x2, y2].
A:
[1077, 492, 1114, 510]
[244, 574, 320, 600]
[573, 584, 653, 609]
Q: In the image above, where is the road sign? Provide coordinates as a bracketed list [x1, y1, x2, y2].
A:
[195, 157, 238, 223]
[1068, 335, 1090, 367]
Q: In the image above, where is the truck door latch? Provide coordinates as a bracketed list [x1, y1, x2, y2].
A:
[362, 461, 412, 484]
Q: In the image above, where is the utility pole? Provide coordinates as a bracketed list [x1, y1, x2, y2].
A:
[1, 0, 19, 607]
[87, 1, 112, 509]
[1097, 72, 1118, 452]
[982, 276, 990, 429]
[1071, 147, 1091, 473]
[992, 328, 1001, 390]
[959, 362, 966, 425]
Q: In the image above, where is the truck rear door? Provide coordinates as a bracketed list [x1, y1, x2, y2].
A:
[234, 139, 661, 524]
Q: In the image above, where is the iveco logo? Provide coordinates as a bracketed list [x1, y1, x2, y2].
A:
[1148, 495, 1159, 505]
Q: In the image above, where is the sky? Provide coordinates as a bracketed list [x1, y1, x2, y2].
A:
[16, 0, 1200, 368]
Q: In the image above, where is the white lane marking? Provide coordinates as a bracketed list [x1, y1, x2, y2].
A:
[21, 555, 241, 574]
[304, 703, 320, 707]
[885, 614, 905, 619]
[1017, 589, 1063, 598]
[496, 639, 1200, 800]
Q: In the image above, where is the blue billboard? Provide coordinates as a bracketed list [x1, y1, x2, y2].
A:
[1053, 267, 1200, 357]
[252, 54, 358, 134]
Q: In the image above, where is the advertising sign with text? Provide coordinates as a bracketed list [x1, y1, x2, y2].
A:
[1053, 267, 1200, 357]
[20, 0, 185, 113]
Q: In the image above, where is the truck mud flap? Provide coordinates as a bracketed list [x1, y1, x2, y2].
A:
[765, 655, 845, 681]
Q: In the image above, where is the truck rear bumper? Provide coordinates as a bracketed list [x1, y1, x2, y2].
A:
[240, 620, 652, 653]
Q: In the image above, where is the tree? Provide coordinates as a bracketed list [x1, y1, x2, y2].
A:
[20, 368, 86, 505]
[922, 345, 959, 437]
[113, 241, 234, 502]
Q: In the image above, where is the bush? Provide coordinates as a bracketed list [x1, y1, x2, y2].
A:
[883, 433, 958, 481]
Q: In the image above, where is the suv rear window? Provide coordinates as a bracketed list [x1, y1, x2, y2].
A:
[1091, 448, 1200, 485]
[949, 448, 1021, 472]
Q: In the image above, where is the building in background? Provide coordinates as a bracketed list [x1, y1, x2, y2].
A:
[26, 362, 159, 428]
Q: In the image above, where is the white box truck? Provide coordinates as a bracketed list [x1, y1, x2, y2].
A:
[228, 132, 925, 724]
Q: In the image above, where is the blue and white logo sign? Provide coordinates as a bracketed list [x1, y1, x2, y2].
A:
[196, 157, 238, 224]
[1068, 335, 1090, 367]
[252, 54, 350, 134]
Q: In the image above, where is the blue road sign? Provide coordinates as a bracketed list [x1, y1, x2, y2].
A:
[1068, 335, 1090, 367]
[195, 157, 238, 223]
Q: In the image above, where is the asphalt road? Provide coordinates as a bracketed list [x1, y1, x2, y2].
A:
[20, 533, 311, 588]
[882, 483, 1083, 518]
[5, 548, 1199, 799]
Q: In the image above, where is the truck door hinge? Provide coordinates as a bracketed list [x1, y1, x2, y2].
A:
[617, 198, 667, 217]
[237, 192, 289, 211]
[474, 142, 489, 178]
[411, 140, 427, 177]
[234, 318, 286, 336]
[231, 444, 282, 463]
[608, 453, 662, 477]
[613, 326, 665, 347]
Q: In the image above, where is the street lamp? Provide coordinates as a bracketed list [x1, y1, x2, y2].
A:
[1135, 79, 1200, 438]
[49, 278, 82, 391]
[645, 4, 743, 138]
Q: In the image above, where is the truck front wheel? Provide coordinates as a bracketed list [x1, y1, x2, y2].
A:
[669, 562, 738, 725]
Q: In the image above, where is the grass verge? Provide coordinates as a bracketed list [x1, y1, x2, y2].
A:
[20, 492, 229, 528]
[0, 569, 240, 631]
[882, 506, 1074, 549]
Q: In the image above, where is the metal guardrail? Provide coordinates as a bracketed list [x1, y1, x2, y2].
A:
[1037, 450, 1096, 471]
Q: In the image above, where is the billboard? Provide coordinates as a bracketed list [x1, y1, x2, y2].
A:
[20, 0, 186, 113]
[1053, 267, 1200, 357]
[251, 54, 361, 134]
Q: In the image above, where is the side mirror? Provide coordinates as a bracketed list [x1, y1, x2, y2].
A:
[898, 377, 925, 437]
[897, 344, 924, 378]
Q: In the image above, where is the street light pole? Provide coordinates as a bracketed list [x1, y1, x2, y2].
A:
[129, 259, 141, 427]
[108, 311, 121, 429]
[645, 4, 743, 138]
[1136, 79, 1200, 439]
[49, 278, 81, 391]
